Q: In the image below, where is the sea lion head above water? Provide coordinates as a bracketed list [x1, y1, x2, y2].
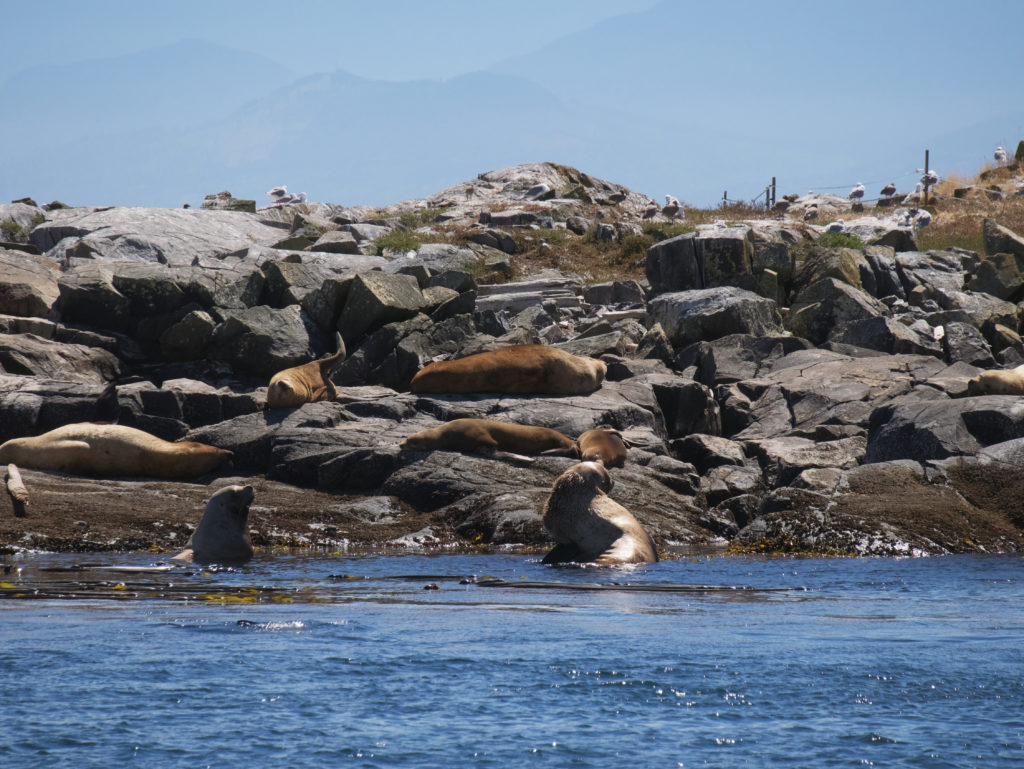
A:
[173, 484, 255, 566]
[541, 461, 657, 566]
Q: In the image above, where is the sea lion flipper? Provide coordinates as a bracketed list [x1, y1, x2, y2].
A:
[540, 446, 580, 458]
[171, 548, 195, 563]
[541, 542, 585, 565]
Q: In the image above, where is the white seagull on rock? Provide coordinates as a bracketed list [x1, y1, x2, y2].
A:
[662, 195, 683, 218]
[995, 146, 1008, 166]
[880, 182, 896, 197]
[825, 219, 846, 233]
[267, 185, 289, 201]
[921, 170, 939, 187]
[848, 183, 866, 203]
[902, 183, 923, 205]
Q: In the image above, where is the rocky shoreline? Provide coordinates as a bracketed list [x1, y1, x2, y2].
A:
[3, 161, 1024, 557]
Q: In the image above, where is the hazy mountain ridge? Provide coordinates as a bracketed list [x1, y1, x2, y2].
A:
[1, 11, 1022, 209]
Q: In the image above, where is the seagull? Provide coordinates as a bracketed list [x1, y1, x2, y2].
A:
[880, 182, 896, 197]
[995, 146, 1008, 166]
[292, 192, 308, 203]
[848, 183, 866, 203]
[525, 183, 551, 199]
[642, 201, 660, 219]
[803, 205, 819, 221]
[266, 185, 289, 201]
[826, 219, 845, 233]
[662, 195, 683, 218]
[902, 183, 923, 205]
[921, 170, 939, 187]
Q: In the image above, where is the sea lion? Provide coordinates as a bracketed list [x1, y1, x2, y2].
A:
[576, 426, 629, 468]
[172, 484, 255, 565]
[966, 364, 1024, 396]
[409, 345, 606, 396]
[267, 335, 347, 408]
[0, 423, 232, 479]
[400, 418, 580, 458]
[541, 461, 658, 565]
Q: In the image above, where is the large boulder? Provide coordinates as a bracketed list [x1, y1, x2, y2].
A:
[31, 207, 282, 265]
[0, 374, 117, 442]
[0, 248, 60, 320]
[828, 315, 942, 357]
[209, 304, 326, 378]
[727, 349, 950, 440]
[0, 333, 121, 384]
[647, 287, 783, 349]
[646, 228, 755, 295]
[784, 278, 887, 345]
[866, 395, 1024, 463]
[983, 218, 1024, 258]
[338, 271, 429, 343]
[677, 333, 815, 387]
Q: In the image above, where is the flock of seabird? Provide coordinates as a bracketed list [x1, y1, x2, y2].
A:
[266, 185, 307, 205]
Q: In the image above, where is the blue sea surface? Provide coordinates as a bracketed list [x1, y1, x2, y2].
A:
[1, 552, 1022, 768]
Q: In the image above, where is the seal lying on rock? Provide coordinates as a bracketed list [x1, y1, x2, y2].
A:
[576, 426, 629, 468]
[400, 418, 580, 459]
[0, 423, 232, 479]
[267, 335, 347, 408]
[409, 344, 606, 395]
[541, 461, 658, 565]
[172, 484, 255, 565]
[966, 364, 1024, 396]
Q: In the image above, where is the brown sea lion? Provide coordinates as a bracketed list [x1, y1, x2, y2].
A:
[576, 426, 629, 468]
[0, 423, 232, 479]
[267, 335, 347, 408]
[541, 461, 658, 565]
[966, 364, 1024, 396]
[400, 418, 580, 458]
[172, 484, 255, 565]
[409, 345, 606, 395]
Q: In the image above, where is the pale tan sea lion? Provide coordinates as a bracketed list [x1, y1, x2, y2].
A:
[267, 335, 347, 408]
[0, 423, 232, 479]
[409, 345, 606, 395]
[400, 418, 580, 458]
[966, 364, 1024, 396]
[576, 426, 629, 468]
[172, 484, 255, 565]
[541, 461, 658, 565]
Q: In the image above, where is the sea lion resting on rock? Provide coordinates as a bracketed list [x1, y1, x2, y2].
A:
[400, 418, 580, 459]
[0, 423, 232, 479]
[541, 461, 658, 565]
[966, 364, 1024, 396]
[409, 344, 606, 395]
[267, 334, 347, 408]
[172, 484, 255, 565]
[576, 426, 629, 468]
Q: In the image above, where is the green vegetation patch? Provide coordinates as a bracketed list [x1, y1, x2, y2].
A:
[817, 231, 866, 249]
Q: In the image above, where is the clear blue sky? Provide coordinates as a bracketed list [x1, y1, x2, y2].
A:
[1, 0, 655, 82]
[2, 0, 1022, 208]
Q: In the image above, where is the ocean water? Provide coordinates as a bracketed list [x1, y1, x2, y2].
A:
[1, 552, 1022, 768]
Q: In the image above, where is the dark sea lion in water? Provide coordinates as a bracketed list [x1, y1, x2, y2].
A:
[541, 461, 657, 565]
[409, 345, 606, 395]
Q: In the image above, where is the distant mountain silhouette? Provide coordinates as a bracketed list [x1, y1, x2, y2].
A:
[1, 18, 1022, 210]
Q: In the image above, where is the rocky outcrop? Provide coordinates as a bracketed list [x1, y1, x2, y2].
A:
[2, 161, 1024, 557]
